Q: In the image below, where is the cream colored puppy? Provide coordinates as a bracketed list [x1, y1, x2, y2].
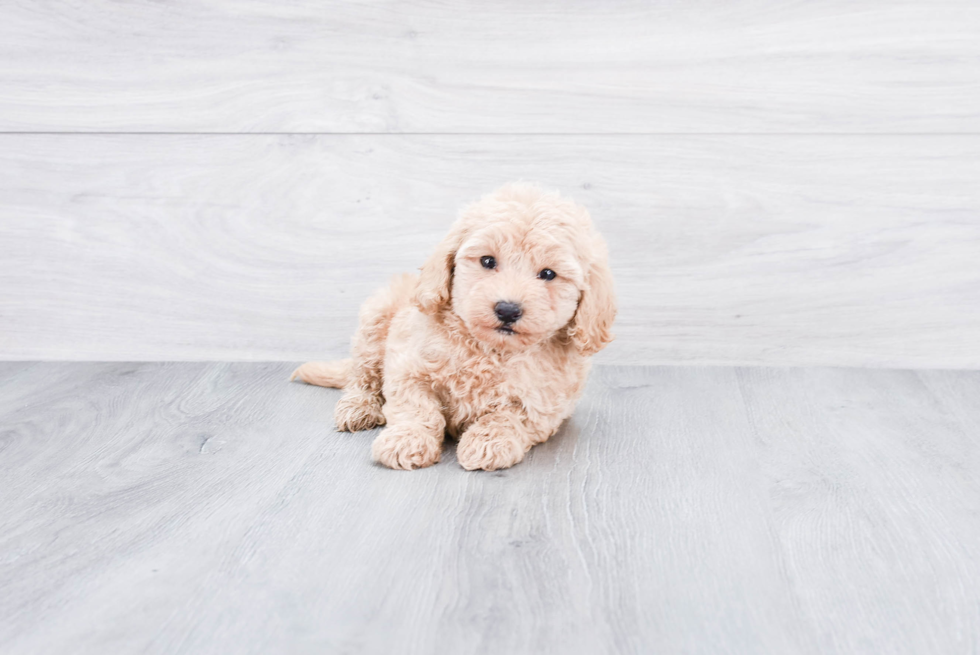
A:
[292, 183, 616, 471]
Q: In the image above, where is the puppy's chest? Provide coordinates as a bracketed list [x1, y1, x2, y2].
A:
[428, 352, 535, 428]
[430, 352, 510, 406]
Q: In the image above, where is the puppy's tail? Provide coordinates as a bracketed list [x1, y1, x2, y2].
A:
[290, 359, 352, 388]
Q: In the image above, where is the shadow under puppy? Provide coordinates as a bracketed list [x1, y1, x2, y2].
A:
[293, 183, 616, 471]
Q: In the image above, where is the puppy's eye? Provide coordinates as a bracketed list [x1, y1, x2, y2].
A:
[480, 256, 496, 270]
[538, 268, 557, 281]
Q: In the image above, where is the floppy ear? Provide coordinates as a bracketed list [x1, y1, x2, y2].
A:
[570, 238, 617, 355]
[415, 221, 468, 315]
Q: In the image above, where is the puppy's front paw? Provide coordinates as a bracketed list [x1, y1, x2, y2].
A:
[371, 424, 442, 470]
[334, 391, 385, 432]
[457, 424, 530, 471]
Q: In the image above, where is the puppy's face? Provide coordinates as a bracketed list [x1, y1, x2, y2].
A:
[416, 183, 616, 355]
[451, 224, 585, 351]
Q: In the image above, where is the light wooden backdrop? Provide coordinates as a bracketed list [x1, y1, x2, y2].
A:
[2, 1, 979, 367]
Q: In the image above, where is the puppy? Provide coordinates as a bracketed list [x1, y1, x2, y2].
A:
[292, 183, 616, 471]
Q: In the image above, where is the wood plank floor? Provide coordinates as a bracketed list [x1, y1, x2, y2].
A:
[2, 362, 978, 654]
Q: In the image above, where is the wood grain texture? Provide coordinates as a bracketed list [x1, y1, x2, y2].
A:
[1, 362, 978, 654]
[2, 134, 979, 367]
[1, 1, 979, 133]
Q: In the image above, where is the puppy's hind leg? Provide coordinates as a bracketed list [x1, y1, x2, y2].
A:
[292, 357, 382, 429]
[334, 275, 415, 432]
[334, 373, 387, 432]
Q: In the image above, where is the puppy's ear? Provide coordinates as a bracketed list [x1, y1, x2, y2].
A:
[570, 237, 617, 355]
[415, 221, 467, 315]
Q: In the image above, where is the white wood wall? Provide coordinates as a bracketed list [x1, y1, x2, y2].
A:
[2, 1, 979, 366]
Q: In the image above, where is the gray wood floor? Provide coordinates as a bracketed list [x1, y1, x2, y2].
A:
[2, 362, 978, 654]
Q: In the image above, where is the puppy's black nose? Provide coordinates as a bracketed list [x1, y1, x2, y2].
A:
[494, 301, 523, 324]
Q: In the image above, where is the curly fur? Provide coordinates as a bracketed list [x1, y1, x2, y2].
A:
[292, 183, 616, 471]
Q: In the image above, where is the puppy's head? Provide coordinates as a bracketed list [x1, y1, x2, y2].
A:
[415, 183, 616, 355]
